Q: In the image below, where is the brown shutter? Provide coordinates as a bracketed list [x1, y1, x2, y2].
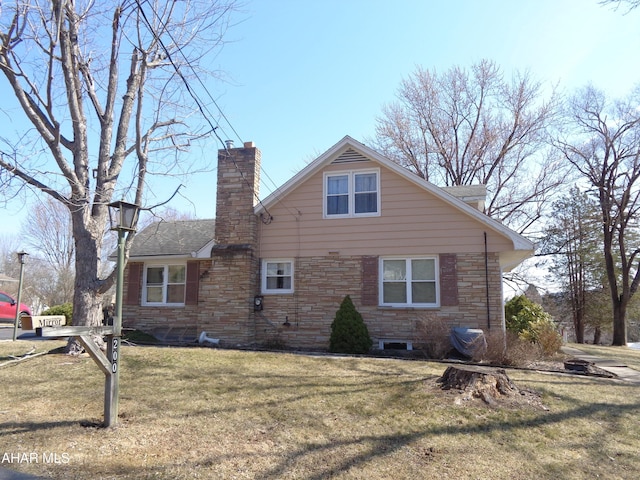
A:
[361, 256, 379, 306]
[185, 260, 200, 305]
[439, 254, 458, 306]
[125, 262, 143, 305]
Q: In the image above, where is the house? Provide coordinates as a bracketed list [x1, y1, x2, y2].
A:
[122, 136, 534, 349]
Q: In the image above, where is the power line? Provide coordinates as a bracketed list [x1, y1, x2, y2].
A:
[133, 0, 273, 218]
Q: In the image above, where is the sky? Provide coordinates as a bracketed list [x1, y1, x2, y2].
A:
[1, 0, 640, 240]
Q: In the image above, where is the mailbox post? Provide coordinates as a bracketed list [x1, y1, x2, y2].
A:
[105, 200, 139, 427]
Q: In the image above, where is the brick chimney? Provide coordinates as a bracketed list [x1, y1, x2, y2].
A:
[214, 141, 261, 248]
[204, 141, 261, 346]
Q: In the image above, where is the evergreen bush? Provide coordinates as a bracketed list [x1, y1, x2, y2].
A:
[329, 295, 372, 354]
[505, 295, 551, 335]
[504, 295, 561, 356]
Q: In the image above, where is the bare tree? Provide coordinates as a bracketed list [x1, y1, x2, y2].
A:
[24, 197, 74, 273]
[373, 59, 565, 234]
[0, 1, 238, 352]
[22, 196, 75, 304]
[0, 234, 22, 288]
[600, 0, 640, 11]
[557, 85, 640, 346]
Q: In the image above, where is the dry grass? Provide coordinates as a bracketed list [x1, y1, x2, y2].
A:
[1, 340, 639, 479]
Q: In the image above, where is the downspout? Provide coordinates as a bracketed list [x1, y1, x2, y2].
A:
[484, 232, 491, 330]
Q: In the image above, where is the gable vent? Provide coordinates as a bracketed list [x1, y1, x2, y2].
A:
[331, 148, 371, 165]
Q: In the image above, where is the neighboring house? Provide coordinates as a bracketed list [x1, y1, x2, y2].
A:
[122, 136, 534, 349]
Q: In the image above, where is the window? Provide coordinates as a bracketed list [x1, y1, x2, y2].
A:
[354, 172, 378, 214]
[143, 264, 186, 305]
[324, 170, 379, 217]
[380, 257, 438, 306]
[327, 175, 349, 215]
[262, 260, 294, 294]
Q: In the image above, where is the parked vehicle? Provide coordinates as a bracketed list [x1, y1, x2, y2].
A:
[0, 291, 31, 327]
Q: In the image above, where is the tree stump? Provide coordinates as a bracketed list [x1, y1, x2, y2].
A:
[437, 365, 520, 405]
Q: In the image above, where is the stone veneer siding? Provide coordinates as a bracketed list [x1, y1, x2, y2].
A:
[254, 252, 504, 350]
[198, 250, 259, 346]
[121, 261, 202, 338]
[122, 251, 503, 349]
[122, 142, 263, 345]
[123, 256, 260, 346]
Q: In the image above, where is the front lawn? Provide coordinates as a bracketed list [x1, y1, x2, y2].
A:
[0, 341, 638, 479]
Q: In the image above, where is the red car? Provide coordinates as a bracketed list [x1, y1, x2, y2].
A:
[0, 291, 31, 325]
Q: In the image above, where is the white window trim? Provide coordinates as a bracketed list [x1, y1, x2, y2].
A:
[261, 259, 295, 294]
[142, 263, 187, 306]
[323, 169, 381, 218]
[379, 256, 440, 307]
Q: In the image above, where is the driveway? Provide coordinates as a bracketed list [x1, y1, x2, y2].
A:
[0, 325, 44, 342]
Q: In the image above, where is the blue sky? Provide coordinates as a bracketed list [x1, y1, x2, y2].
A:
[2, 0, 639, 238]
[177, 0, 640, 221]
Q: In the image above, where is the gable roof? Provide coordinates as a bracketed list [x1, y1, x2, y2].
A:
[129, 219, 215, 259]
[256, 135, 534, 270]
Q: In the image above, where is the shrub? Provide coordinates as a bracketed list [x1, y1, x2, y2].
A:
[522, 319, 563, 356]
[329, 295, 372, 354]
[415, 314, 451, 359]
[483, 330, 542, 367]
[504, 295, 562, 357]
[123, 329, 158, 344]
[262, 333, 287, 350]
[41, 303, 73, 326]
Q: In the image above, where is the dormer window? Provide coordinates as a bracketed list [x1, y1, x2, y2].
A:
[324, 170, 380, 218]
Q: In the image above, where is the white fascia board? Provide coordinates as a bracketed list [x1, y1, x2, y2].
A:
[500, 249, 536, 272]
[194, 239, 215, 258]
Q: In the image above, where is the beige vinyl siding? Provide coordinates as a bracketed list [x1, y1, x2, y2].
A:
[259, 163, 512, 258]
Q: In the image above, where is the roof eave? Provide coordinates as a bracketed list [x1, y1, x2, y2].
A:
[500, 248, 536, 272]
[127, 253, 201, 262]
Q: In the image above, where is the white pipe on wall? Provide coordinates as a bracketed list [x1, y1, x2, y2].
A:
[199, 331, 220, 345]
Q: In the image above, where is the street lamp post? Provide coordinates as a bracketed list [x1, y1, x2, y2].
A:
[12, 251, 28, 342]
[105, 200, 139, 427]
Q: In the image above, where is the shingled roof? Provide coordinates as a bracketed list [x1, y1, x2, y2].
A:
[128, 219, 215, 258]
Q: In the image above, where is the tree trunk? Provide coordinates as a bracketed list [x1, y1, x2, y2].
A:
[65, 211, 108, 355]
[574, 304, 585, 343]
[593, 325, 602, 345]
[612, 301, 627, 346]
[603, 224, 627, 346]
[575, 320, 585, 343]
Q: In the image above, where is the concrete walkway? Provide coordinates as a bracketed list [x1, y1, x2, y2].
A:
[561, 346, 640, 384]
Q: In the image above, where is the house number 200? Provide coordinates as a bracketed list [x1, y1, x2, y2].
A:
[111, 338, 119, 374]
